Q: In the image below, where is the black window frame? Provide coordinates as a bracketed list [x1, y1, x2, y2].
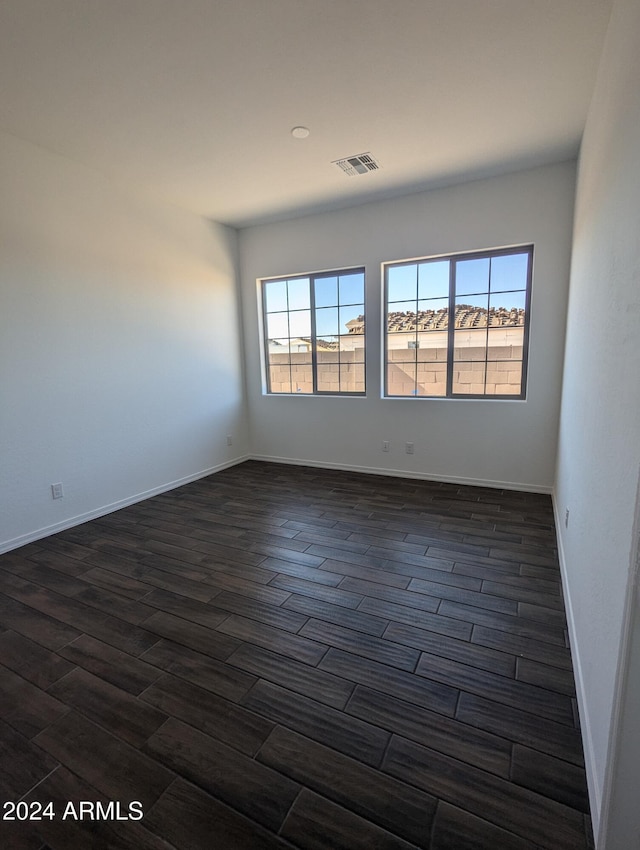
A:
[261, 267, 366, 396]
[383, 245, 533, 400]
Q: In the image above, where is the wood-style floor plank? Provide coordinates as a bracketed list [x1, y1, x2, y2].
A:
[227, 642, 355, 709]
[139, 672, 274, 756]
[142, 717, 299, 832]
[143, 778, 292, 850]
[0, 460, 591, 849]
[280, 788, 419, 850]
[59, 633, 164, 695]
[430, 801, 540, 850]
[47, 667, 168, 747]
[257, 725, 436, 847]
[242, 679, 390, 767]
[0, 664, 69, 738]
[0, 717, 58, 799]
[21, 765, 175, 850]
[383, 735, 586, 850]
[33, 711, 174, 810]
[346, 685, 512, 777]
[0, 630, 74, 689]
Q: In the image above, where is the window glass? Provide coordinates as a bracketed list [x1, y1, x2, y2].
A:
[418, 261, 449, 300]
[262, 268, 365, 395]
[385, 246, 532, 399]
[339, 272, 364, 305]
[315, 276, 338, 308]
[388, 264, 417, 303]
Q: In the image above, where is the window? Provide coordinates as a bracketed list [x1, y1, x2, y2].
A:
[384, 245, 532, 398]
[262, 268, 365, 394]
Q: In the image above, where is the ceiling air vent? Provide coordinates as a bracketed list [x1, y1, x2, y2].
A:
[333, 152, 381, 176]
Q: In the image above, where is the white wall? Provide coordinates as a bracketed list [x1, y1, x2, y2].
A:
[554, 0, 640, 846]
[0, 131, 248, 552]
[239, 163, 575, 492]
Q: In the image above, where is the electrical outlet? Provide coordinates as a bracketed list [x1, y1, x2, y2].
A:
[565, 508, 570, 528]
[51, 483, 64, 500]
[226, 435, 233, 446]
[405, 442, 414, 455]
[382, 440, 390, 452]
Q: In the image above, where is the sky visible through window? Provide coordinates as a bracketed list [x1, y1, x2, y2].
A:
[388, 252, 528, 312]
[265, 273, 364, 338]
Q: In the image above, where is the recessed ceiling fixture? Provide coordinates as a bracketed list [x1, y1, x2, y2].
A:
[333, 152, 381, 176]
[291, 126, 310, 139]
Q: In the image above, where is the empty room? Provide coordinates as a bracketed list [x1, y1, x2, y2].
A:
[1, 1, 639, 849]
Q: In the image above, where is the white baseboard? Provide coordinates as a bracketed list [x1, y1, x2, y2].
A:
[0, 451, 550, 555]
[552, 490, 601, 838]
[0, 455, 250, 555]
[250, 454, 552, 494]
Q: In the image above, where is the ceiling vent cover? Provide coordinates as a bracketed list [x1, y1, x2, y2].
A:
[333, 153, 381, 176]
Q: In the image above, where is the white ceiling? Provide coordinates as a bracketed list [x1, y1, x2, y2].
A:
[0, 0, 612, 228]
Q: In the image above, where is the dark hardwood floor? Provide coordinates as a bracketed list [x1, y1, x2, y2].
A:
[0, 461, 592, 849]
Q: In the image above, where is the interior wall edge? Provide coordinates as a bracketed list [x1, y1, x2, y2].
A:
[595, 473, 640, 850]
[552, 488, 601, 838]
[251, 454, 552, 494]
[0, 455, 251, 556]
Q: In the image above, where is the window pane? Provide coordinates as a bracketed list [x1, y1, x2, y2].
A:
[387, 331, 418, 360]
[315, 276, 338, 308]
[387, 362, 417, 396]
[340, 305, 364, 335]
[289, 339, 312, 353]
[455, 295, 489, 334]
[340, 362, 364, 393]
[291, 364, 313, 394]
[269, 365, 291, 394]
[485, 361, 523, 395]
[387, 306, 418, 340]
[383, 247, 531, 400]
[315, 307, 339, 337]
[453, 328, 488, 361]
[417, 299, 449, 330]
[490, 253, 529, 293]
[418, 261, 449, 300]
[417, 362, 447, 396]
[317, 363, 339, 393]
[388, 264, 417, 302]
[268, 353, 290, 374]
[287, 278, 310, 310]
[264, 280, 287, 313]
[487, 327, 524, 360]
[317, 339, 339, 363]
[416, 332, 448, 362]
[342, 318, 365, 342]
[456, 258, 490, 296]
[453, 362, 486, 395]
[455, 293, 489, 311]
[288, 310, 311, 338]
[268, 338, 291, 357]
[339, 272, 364, 305]
[388, 302, 417, 323]
[338, 336, 356, 355]
[489, 290, 526, 325]
[341, 337, 365, 361]
[267, 312, 289, 339]
[262, 266, 365, 396]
